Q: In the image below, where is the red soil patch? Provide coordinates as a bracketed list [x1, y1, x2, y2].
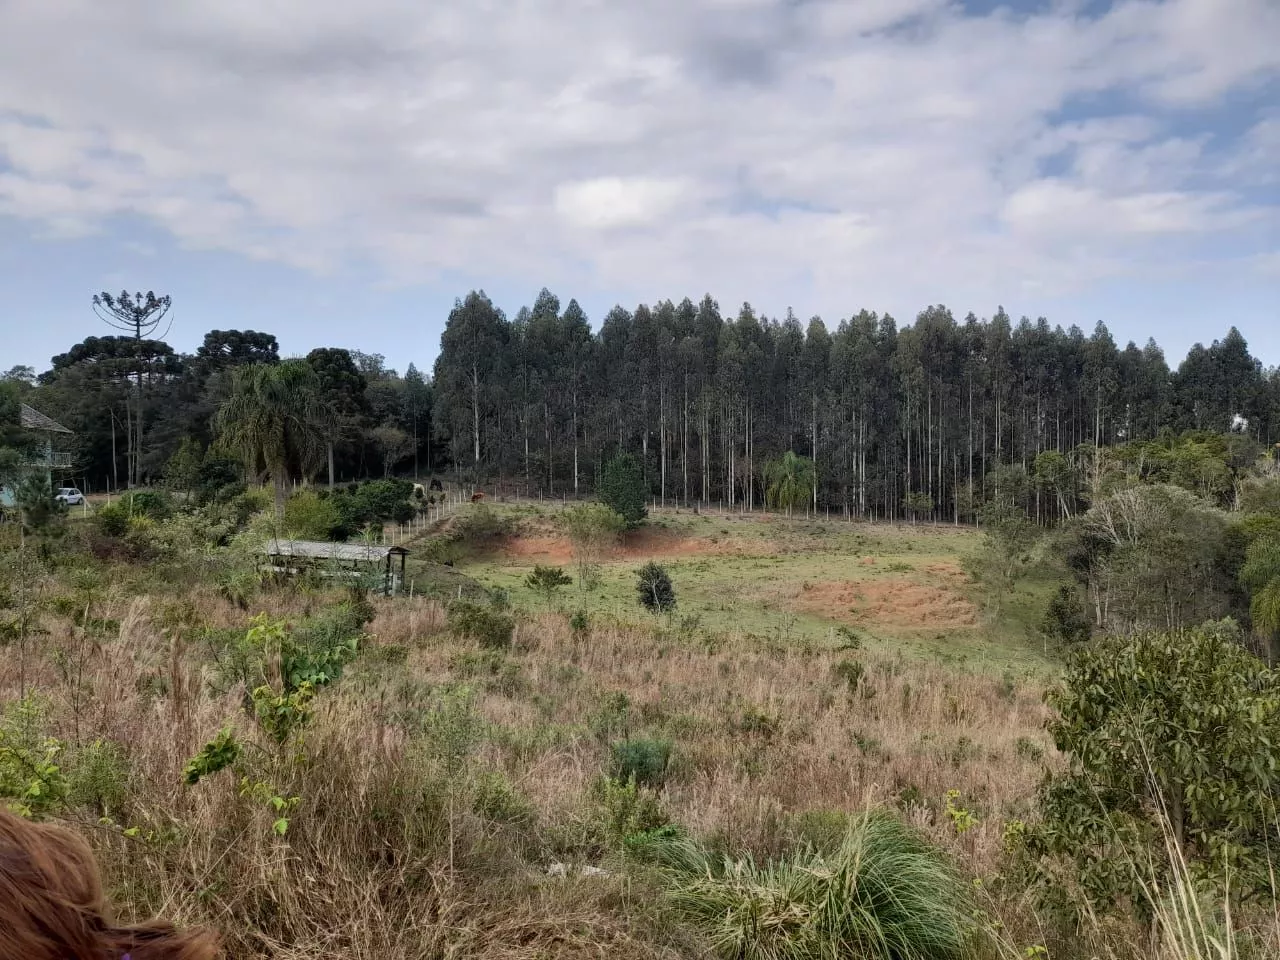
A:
[791, 576, 977, 630]
[501, 528, 756, 564]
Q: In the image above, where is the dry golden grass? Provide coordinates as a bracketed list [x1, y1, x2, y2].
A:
[0, 573, 1070, 959]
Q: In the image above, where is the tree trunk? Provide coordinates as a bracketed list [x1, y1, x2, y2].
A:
[328, 442, 336, 490]
[273, 470, 287, 523]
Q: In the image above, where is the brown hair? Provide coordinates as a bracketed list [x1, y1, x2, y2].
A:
[0, 808, 219, 960]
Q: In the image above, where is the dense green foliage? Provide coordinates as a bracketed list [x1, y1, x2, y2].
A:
[636, 561, 676, 614]
[763, 451, 815, 515]
[525, 564, 572, 603]
[1040, 585, 1091, 644]
[1029, 623, 1280, 912]
[599, 453, 648, 527]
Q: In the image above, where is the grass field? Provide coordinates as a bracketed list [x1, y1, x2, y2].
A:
[420, 502, 1061, 673]
[10, 496, 1272, 959]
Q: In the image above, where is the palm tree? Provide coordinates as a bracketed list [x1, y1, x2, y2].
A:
[764, 451, 815, 517]
[214, 361, 333, 521]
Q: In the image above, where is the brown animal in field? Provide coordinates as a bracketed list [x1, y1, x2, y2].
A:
[470, 491, 485, 503]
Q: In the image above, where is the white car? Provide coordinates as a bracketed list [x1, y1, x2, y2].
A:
[55, 487, 85, 506]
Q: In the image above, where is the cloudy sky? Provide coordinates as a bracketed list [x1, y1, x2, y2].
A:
[1, 0, 1277, 373]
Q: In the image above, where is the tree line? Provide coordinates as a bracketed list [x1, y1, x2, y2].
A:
[433, 289, 1279, 522]
[3, 288, 1278, 522]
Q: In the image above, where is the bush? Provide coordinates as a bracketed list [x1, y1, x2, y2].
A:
[118, 489, 172, 520]
[599, 453, 648, 528]
[636, 561, 676, 614]
[1028, 622, 1280, 915]
[610, 737, 672, 789]
[593, 774, 670, 850]
[196, 456, 244, 504]
[284, 489, 343, 541]
[328, 479, 415, 535]
[95, 500, 131, 537]
[447, 600, 515, 650]
[1041, 584, 1092, 644]
[525, 564, 572, 603]
[643, 810, 970, 960]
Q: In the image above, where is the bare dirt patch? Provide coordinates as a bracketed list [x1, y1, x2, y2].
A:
[790, 576, 977, 630]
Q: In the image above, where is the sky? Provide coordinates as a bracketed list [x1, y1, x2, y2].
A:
[0, 0, 1277, 375]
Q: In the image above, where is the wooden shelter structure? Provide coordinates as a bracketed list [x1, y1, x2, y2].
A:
[2, 405, 75, 510]
[262, 539, 409, 596]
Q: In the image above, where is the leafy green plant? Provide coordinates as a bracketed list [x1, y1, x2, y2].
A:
[636, 561, 676, 615]
[643, 810, 970, 960]
[1028, 622, 1280, 915]
[569, 608, 591, 642]
[763, 451, 816, 516]
[182, 728, 242, 785]
[525, 564, 572, 604]
[252, 682, 316, 745]
[0, 698, 66, 817]
[473, 770, 536, 828]
[944, 789, 978, 835]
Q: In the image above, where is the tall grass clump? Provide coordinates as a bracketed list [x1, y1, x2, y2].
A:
[644, 808, 970, 960]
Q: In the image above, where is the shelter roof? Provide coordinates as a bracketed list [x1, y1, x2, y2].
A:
[262, 539, 408, 562]
[20, 404, 72, 434]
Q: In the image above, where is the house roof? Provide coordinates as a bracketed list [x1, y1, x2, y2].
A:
[20, 404, 72, 435]
[262, 539, 408, 562]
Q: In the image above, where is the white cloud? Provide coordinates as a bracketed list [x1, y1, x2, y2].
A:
[555, 177, 696, 230]
[0, 0, 1275, 319]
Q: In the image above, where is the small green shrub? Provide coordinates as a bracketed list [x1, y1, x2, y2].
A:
[637, 561, 676, 614]
[0, 699, 66, 817]
[447, 601, 515, 650]
[95, 501, 131, 537]
[588, 692, 632, 743]
[790, 808, 852, 854]
[593, 774, 669, 850]
[737, 707, 781, 741]
[1015, 737, 1045, 762]
[525, 564, 572, 603]
[450, 503, 513, 544]
[569, 609, 591, 641]
[610, 737, 672, 789]
[118, 489, 172, 520]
